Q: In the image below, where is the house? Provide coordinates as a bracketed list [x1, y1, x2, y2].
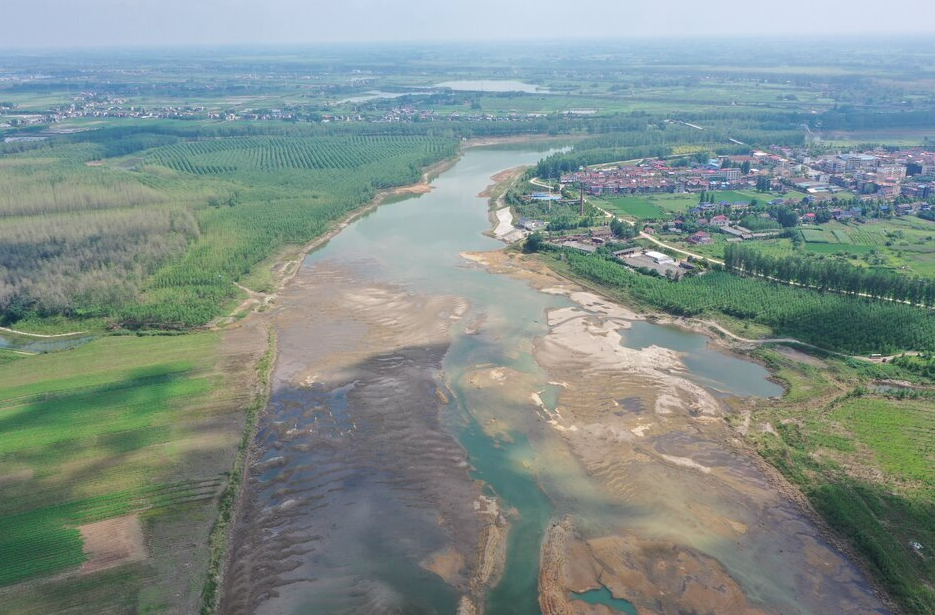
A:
[561, 240, 597, 254]
[589, 227, 613, 239]
[688, 231, 712, 245]
[709, 215, 730, 227]
[802, 212, 817, 224]
[518, 217, 546, 231]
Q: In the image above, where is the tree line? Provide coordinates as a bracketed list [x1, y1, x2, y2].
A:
[723, 243, 935, 307]
[560, 250, 935, 355]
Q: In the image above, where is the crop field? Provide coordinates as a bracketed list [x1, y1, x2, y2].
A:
[804, 242, 875, 255]
[830, 228, 853, 243]
[782, 217, 935, 272]
[801, 228, 832, 243]
[144, 135, 451, 174]
[0, 332, 258, 600]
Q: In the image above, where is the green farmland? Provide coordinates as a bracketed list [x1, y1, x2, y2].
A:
[599, 196, 667, 219]
[794, 217, 935, 273]
[0, 329, 265, 613]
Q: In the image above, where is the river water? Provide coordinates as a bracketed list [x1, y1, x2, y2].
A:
[223, 147, 883, 615]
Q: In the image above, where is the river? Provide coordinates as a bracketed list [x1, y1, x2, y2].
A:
[221, 146, 885, 615]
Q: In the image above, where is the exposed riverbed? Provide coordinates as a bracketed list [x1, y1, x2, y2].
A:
[221, 147, 887, 615]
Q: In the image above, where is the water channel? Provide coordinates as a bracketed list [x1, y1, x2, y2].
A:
[227, 146, 884, 615]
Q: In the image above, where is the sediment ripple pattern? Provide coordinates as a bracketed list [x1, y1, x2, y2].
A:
[221, 262, 482, 615]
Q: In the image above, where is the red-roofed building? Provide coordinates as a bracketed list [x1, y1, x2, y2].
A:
[688, 231, 712, 245]
[709, 215, 730, 227]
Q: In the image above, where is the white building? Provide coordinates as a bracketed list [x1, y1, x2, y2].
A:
[644, 250, 675, 265]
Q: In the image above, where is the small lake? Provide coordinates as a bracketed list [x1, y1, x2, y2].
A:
[0, 332, 91, 354]
[336, 90, 421, 104]
[571, 586, 638, 614]
[620, 321, 783, 398]
[433, 80, 549, 93]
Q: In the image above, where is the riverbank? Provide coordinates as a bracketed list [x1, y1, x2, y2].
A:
[214, 135, 550, 329]
[212, 152, 463, 328]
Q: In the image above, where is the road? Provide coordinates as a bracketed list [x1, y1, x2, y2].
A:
[638, 231, 723, 264]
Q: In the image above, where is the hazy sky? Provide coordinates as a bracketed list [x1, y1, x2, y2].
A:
[4, 0, 934, 48]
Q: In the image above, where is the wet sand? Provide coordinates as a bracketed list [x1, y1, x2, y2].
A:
[465, 249, 888, 615]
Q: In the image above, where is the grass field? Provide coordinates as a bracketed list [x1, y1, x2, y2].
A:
[597, 189, 780, 221]
[599, 196, 666, 219]
[0, 328, 265, 612]
[750, 350, 935, 615]
[831, 397, 935, 484]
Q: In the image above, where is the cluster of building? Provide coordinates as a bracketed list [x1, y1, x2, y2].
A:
[768, 147, 935, 201]
[544, 228, 695, 278]
[557, 155, 780, 195]
[558, 146, 935, 206]
[614, 247, 695, 278]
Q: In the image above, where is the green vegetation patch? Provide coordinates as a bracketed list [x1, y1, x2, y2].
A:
[1, 132, 457, 330]
[804, 243, 875, 255]
[830, 228, 854, 244]
[749, 349, 935, 615]
[601, 196, 666, 219]
[0, 334, 226, 586]
[831, 397, 935, 484]
[557, 250, 935, 354]
[801, 228, 834, 243]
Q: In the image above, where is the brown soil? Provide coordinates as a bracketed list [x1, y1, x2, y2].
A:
[772, 345, 829, 367]
[478, 166, 526, 198]
[78, 515, 147, 574]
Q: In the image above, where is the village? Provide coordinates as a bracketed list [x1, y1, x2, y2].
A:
[502, 145, 935, 282]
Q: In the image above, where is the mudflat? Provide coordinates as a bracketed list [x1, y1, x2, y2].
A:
[221, 262, 500, 615]
[221, 148, 888, 615]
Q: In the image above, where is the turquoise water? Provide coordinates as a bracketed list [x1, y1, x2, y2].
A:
[299, 147, 785, 614]
[620, 321, 783, 398]
[570, 586, 638, 614]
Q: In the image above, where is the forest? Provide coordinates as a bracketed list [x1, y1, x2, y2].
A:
[0, 131, 458, 328]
